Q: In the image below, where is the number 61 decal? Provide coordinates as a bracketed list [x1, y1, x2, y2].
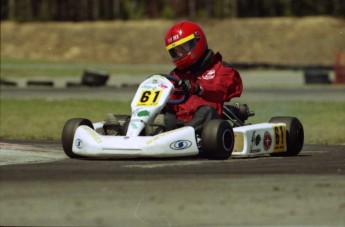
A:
[273, 125, 286, 153]
[136, 90, 163, 106]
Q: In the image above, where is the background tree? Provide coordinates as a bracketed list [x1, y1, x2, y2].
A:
[0, 0, 344, 22]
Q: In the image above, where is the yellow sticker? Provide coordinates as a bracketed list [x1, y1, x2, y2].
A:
[136, 90, 162, 106]
[233, 132, 244, 153]
[273, 125, 286, 153]
[166, 34, 195, 50]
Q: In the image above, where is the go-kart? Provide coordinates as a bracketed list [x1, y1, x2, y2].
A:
[62, 74, 304, 160]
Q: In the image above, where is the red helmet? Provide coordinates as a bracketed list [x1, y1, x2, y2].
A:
[165, 21, 208, 70]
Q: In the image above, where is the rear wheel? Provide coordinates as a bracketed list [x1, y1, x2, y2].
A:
[201, 119, 234, 160]
[61, 118, 93, 158]
[269, 116, 304, 156]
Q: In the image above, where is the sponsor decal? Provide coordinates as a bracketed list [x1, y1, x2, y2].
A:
[130, 122, 138, 129]
[263, 131, 272, 151]
[137, 110, 150, 117]
[167, 34, 180, 43]
[250, 131, 261, 153]
[146, 128, 185, 145]
[141, 85, 157, 90]
[83, 126, 102, 143]
[254, 134, 261, 146]
[202, 70, 216, 80]
[273, 125, 286, 153]
[158, 83, 168, 89]
[233, 132, 244, 152]
[75, 139, 83, 149]
[170, 140, 192, 150]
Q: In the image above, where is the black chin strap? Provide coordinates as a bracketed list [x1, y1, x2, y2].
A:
[189, 49, 214, 74]
[175, 49, 214, 75]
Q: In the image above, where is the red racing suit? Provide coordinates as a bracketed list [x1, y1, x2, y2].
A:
[166, 50, 243, 122]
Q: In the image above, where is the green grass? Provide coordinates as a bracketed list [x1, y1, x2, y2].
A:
[0, 99, 130, 140]
[0, 57, 171, 78]
[1, 99, 344, 144]
[245, 101, 345, 145]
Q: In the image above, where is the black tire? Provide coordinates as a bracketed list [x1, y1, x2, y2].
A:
[269, 116, 304, 156]
[61, 118, 94, 158]
[201, 119, 234, 160]
[304, 70, 331, 84]
[0, 79, 17, 86]
[81, 70, 109, 87]
[27, 80, 54, 87]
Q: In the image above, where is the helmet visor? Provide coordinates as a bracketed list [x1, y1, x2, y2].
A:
[166, 34, 196, 60]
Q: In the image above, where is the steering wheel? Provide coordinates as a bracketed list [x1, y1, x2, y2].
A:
[158, 74, 190, 105]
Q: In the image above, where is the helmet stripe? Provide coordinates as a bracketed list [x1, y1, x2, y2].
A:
[166, 34, 195, 50]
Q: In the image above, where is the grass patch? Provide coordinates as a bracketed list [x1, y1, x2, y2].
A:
[1, 99, 344, 144]
[243, 100, 345, 145]
[0, 57, 171, 78]
[0, 99, 130, 140]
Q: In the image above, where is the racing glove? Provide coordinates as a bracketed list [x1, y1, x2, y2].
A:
[177, 79, 203, 96]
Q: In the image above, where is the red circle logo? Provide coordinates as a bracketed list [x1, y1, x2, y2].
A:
[263, 131, 272, 151]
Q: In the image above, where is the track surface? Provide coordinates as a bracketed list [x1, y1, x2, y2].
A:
[0, 141, 344, 226]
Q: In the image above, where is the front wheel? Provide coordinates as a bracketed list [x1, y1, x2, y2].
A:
[61, 118, 93, 158]
[201, 119, 234, 160]
[269, 116, 304, 156]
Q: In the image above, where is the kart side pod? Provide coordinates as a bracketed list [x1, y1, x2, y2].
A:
[232, 123, 287, 156]
[232, 116, 304, 157]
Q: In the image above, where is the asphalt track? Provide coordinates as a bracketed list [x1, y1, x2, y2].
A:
[1, 141, 345, 226]
[2, 86, 345, 102]
[1, 71, 345, 226]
